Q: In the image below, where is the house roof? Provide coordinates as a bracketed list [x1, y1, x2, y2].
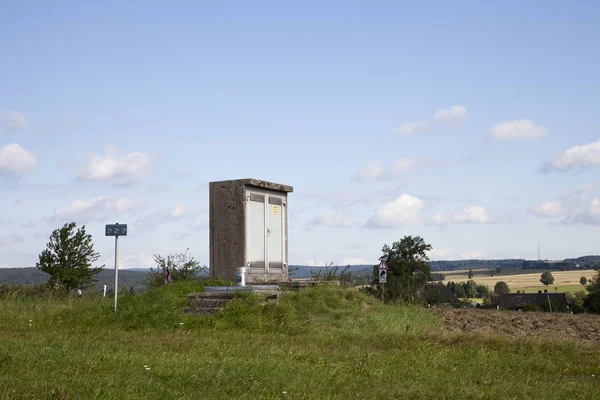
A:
[499, 292, 568, 308]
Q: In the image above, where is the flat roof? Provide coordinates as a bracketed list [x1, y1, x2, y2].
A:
[209, 178, 293, 193]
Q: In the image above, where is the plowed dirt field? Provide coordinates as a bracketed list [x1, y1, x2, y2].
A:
[433, 307, 600, 344]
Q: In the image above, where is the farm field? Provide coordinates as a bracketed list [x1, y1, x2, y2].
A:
[1, 282, 600, 399]
[440, 269, 596, 294]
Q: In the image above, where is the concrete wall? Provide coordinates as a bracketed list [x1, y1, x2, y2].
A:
[209, 180, 246, 281]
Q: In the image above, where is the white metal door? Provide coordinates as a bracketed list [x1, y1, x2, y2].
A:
[246, 190, 286, 276]
[246, 192, 266, 274]
[267, 195, 285, 273]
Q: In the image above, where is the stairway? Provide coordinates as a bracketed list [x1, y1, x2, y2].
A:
[183, 288, 280, 316]
[183, 291, 234, 316]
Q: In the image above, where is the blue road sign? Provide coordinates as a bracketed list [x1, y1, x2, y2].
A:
[105, 224, 127, 237]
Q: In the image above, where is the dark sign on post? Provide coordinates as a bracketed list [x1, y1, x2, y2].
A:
[106, 223, 127, 312]
[105, 224, 127, 237]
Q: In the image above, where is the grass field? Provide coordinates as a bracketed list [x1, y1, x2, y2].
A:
[1, 282, 600, 399]
[440, 269, 596, 294]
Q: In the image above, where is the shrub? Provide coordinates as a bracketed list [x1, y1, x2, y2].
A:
[147, 250, 206, 288]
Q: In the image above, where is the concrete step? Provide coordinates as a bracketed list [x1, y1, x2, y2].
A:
[187, 291, 235, 300]
[189, 298, 230, 308]
[183, 307, 222, 316]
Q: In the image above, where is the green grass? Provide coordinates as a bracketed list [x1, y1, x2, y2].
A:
[1, 282, 599, 399]
[520, 285, 586, 294]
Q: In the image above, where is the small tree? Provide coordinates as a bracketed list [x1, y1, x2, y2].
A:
[465, 280, 478, 298]
[584, 269, 600, 313]
[540, 271, 555, 287]
[147, 250, 205, 288]
[454, 284, 466, 298]
[375, 235, 432, 302]
[36, 222, 103, 295]
[468, 269, 474, 279]
[581, 276, 588, 286]
[494, 281, 510, 294]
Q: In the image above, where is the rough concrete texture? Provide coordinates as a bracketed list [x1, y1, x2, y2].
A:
[209, 179, 293, 282]
[233, 178, 293, 194]
[209, 180, 246, 281]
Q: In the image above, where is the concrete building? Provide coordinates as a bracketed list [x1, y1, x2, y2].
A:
[209, 179, 293, 283]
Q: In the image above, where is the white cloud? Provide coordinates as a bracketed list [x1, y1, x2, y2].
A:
[431, 212, 451, 225]
[434, 105, 467, 123]
[395, 121, 429, 136]
[310, 210, 354, 228]
[530, 184, 600, 226]
[531, 201, 563, 217]
[432, 206, 491, 225]
[429, 247, 489, 260]
[341, 257, 371, 266]
[355, 158, 439, 182]
[0, 143, 37, 178]
[121, 250, 155, 269]
[0, 234, 24, 246]
[366, 194, 424, 228]
[454, 206, 491, 223]
[77, 148, 151, 186]
[395, 104, 467, 136]
[48, 197, 143, 224]
[458, 250, 489, 260]
[302, 259, 331, 267]
[543, 139, 600, 171]
[486, 119, 548, 140]
[355, 160, 385, 181]
[132, 204, 207, 236]
[393, 159, 419, 174]
[562, 197, 600, 226]
[172, 203, 186, 218]
[1, 111, 28, 132]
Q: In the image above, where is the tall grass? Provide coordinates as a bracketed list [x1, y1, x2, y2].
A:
[0, 283, 598, 399]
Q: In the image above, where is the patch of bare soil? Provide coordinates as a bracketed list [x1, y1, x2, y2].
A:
[431, 307, 600, 344]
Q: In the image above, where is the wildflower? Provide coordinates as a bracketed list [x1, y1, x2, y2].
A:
[179, 322, 184, 325]
[282, 391, 287, 395]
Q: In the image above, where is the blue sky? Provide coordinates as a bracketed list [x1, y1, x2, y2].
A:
[1, 1, 599, 268]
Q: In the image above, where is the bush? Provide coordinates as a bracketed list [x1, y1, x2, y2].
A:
[494, 281, 510, 294]
[0, 283, 52, 299]
[147, 251, 206, 288]
[567, 291, 586, 313]
[584, 269, 600, 313]
[311, 264, 353, 285]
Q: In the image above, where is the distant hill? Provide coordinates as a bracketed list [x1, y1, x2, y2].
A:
[565, 255, 600, 263]
[0, 268, 149, 292]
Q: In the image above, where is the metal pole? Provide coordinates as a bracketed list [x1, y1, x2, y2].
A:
[382, 283, 385, 303]
[113, 235, 119, 312]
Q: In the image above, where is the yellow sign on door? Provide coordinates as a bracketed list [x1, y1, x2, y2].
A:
[272, 205, 279, 215]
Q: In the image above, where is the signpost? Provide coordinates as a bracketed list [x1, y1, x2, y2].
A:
[378, 260, 388, 302]
[106, 223, 127, 312]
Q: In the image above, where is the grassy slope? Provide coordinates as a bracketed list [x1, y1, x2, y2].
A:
[1, 283, 599, 399]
